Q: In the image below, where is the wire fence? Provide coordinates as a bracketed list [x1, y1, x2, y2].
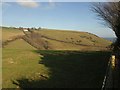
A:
[101, 54, 120, 89]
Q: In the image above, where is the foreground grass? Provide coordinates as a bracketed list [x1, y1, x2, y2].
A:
[2, 27, 112, 88]
[31, 50, 111, 88]
[2, 39, 111, 88]
[2, 40, 50, 88]
[9, 50, 111, 88]
[0, 24, 1, 88]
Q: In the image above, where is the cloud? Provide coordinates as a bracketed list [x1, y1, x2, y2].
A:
[16, 0, 39, 8]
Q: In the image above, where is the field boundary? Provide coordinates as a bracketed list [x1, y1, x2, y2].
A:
[2, 35, 24, 47]
[38, 33, 109, 48]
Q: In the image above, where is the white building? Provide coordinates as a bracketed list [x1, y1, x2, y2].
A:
[23, 29, 28, 32]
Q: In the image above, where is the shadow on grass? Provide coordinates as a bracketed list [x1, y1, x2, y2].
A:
[12, 50, 111, 88]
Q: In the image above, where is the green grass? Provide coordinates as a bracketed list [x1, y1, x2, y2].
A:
[2, 27, 24, 42]
[2, 39, 50, 88]
[3, 45, 111, 88]
[23, 30, 111, 51]
[2, 27, 112, 88]
[36, 51, 111, 88]
[35, 29, 112, 47]
[0, 28, 2, 41]
[0, 47, 1, 89]
[3, 39, 36, 50]
[2, 27, 112, 51]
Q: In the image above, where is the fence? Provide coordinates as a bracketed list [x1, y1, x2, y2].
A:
[101, 54, 120, 89]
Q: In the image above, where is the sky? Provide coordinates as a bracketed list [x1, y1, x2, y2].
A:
[1, 1, 116, 37]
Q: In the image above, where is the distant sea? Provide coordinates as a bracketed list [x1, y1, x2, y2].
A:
[103, 37, 116, 42]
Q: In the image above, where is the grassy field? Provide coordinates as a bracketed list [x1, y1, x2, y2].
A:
[2, 27, 112, 88]
[0, 27, 1, 41]
[2, 39, 49, 88]
[2, 27, 112, 51]
[39, 37, 109, 51]
[2, 27, 24, 42]
[22, 29, 112, 51]
[0, 47, 2, 89]
[2, 39, 111, 88]
[35, 29, 111, 47]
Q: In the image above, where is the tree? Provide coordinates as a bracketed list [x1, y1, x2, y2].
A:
[92, 2, 120, 50]
[92, 1, 120, 89]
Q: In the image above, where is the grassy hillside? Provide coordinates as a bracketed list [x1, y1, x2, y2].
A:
[0, 27, 1, 40]
[3, 45, 111, 88]
[2, 39, 111, 88]
[0, 27, 1, 46]
[2, 27, 112, 88]
[35, 29, 111, 47]
[2, 27, 24, 42]
[24, 28, 112, 51]
[2, 39, 49, 88]
[2, 27, 112, 50]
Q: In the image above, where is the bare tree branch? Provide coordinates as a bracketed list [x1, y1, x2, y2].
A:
[92, 2, 120, 40]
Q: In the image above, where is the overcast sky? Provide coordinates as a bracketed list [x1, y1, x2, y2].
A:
[1, 1, 116, 37]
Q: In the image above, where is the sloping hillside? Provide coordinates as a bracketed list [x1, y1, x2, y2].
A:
[35, 29, 111, 47]
[2, 27, 24, 42]
[2, 39, 49, 88]
[2, 38, 111, 88]
[2, 27, 112, 88]
[24, 28, 111, 51]
[0, 27, 1, 47]
[2, 27, 112, 51]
